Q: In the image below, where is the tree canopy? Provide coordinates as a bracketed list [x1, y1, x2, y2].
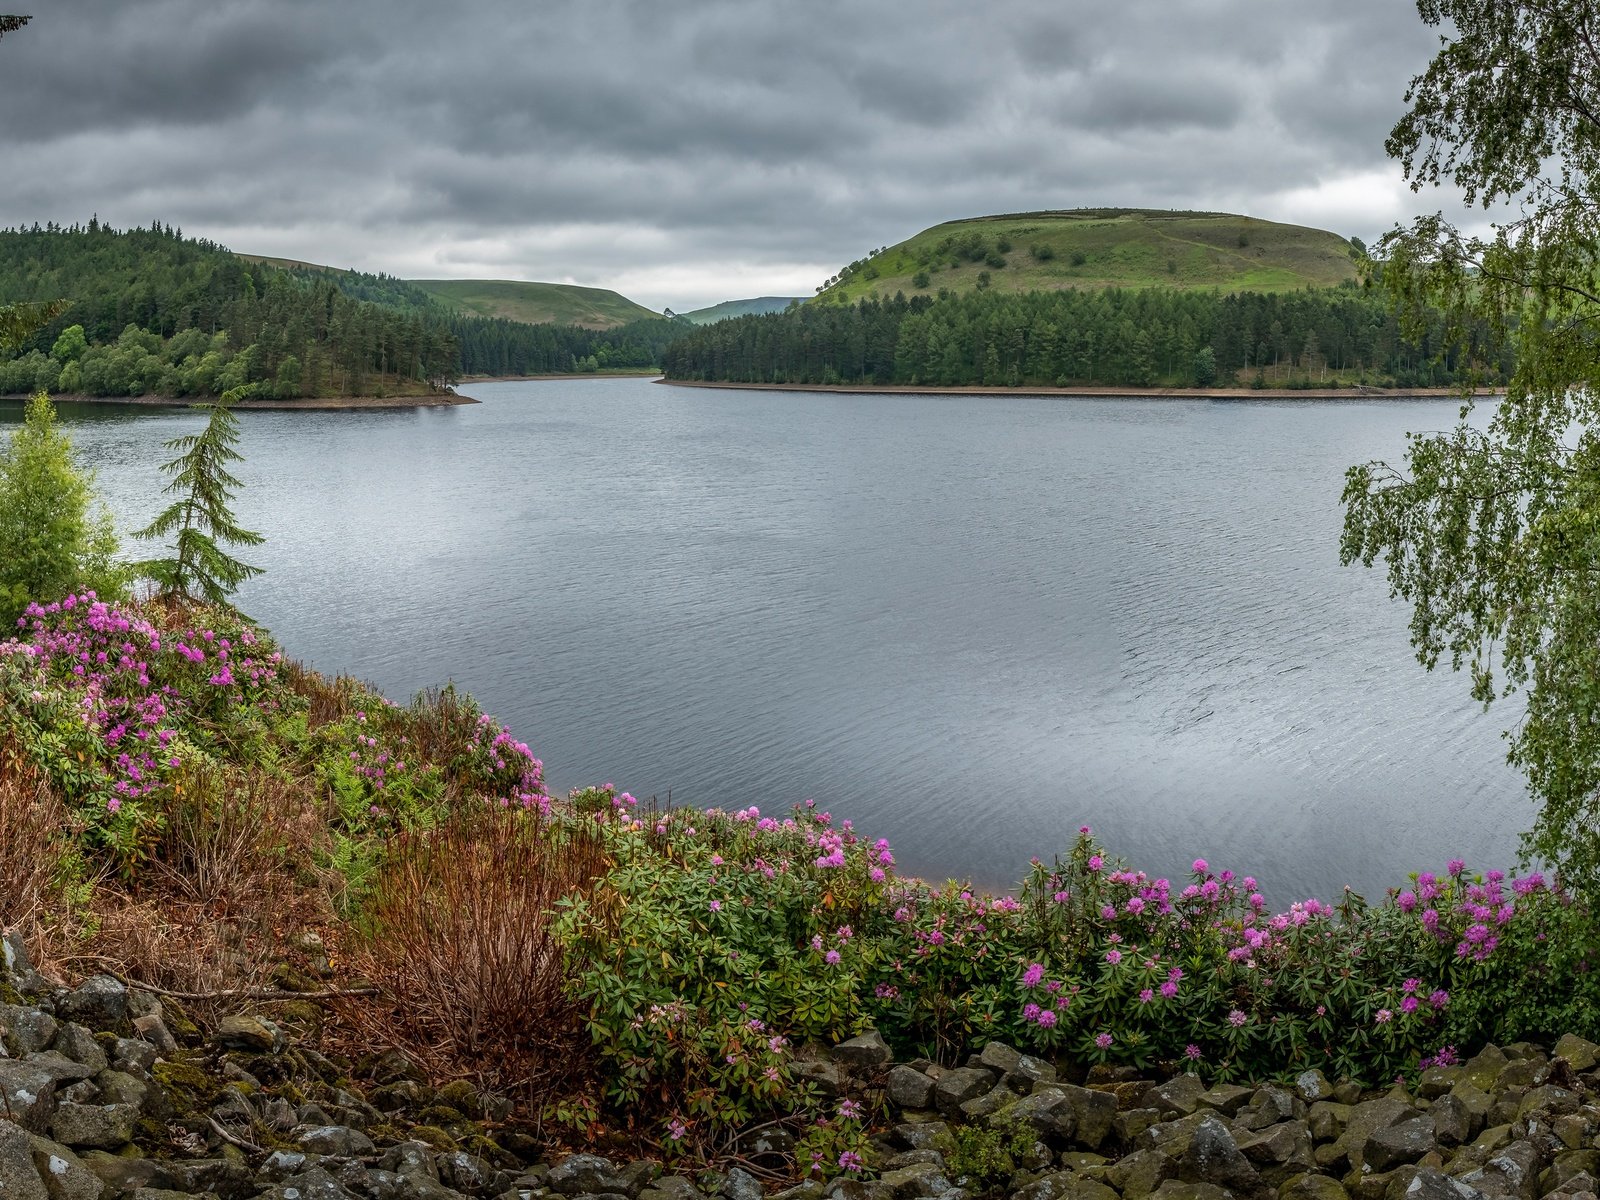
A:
[1341, 1, 1600, 887]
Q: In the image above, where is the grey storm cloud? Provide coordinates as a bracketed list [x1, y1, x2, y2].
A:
[0, 0, 1467, 311]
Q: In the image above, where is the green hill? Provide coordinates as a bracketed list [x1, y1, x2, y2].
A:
[410, 279, 658, 329]
[679, 296, 806, 324]
[816, 209, 1364, 303]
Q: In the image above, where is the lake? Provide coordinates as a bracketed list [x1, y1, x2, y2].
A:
[3, 379, 1529, 901]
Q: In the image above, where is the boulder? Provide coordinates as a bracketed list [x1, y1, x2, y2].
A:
[1553, 1036, 1600, 1074]
[0, 1119, 50, 1200]
[887, 1066, 936, 1110]
[54, 980, 127, 1032]
[1006, 1088, 1077, 1142]
[1429, 1095, 1474, 1148]
[833, 1032, 892, 1071]
[296, 1124, 376, 1158]
[0, 1061, 57, 1132]
[214, 1014, 284, 1055]
[1280, 1174, 1351, 1200]
[877, 1162, 950, 1198]
[25, 1134, 104, 1200]
[1197, 1085, 1255, 1117]
[0, 1007, 59, 1058]
[550, 1155, 623, 1196]
[1061, 1084, 1118, 1151]
[1364, 1118, 1438, 1173]
[1007, 1055, 1059, 1092]
[1108, 1148, 1177, 1199]
[48, 1027, 105, 1075]
[1401, 1171, 1486, 1200]
[976, 1041, 1021, 1077]
[933, 1067, 995, 1117]
[47, 1104, 136, 1151]
[1177, 1116, 1269, 1200]
[1148, 1076, 1207, 1117]
[1296, 1072, 1335, 1104]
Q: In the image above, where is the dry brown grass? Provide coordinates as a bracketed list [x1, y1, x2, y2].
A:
[342, 808, 607, 1107]
[0, 748, 84, 962]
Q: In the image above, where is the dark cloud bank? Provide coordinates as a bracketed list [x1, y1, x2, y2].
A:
[0, 1, 1467, 311]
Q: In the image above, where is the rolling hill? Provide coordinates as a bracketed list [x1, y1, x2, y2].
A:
[815, 209, 1364, 304]
[679, 296, 806, 324]
[408, 279, 659, 330]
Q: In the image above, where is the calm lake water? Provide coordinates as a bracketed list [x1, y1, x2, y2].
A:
[3, 379, 1528, 901]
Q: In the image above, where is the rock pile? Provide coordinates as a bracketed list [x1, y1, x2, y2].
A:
[5, 931, 1600, 1200]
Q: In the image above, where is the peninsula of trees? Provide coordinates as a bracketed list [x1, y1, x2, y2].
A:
[0, 221, 685, 399]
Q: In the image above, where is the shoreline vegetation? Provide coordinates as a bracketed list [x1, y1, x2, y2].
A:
[659, 378, 1506, 401]
[0, 390, 478, 409]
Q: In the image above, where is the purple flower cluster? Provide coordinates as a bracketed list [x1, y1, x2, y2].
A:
[2, 594, 281, 815]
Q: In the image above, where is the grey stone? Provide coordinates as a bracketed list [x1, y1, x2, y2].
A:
[1006, 1088, 1076, 1141]
[255, 1166, 359, 1200]
[0, 1061, 56, 1132]
[887, 1067, 936, 1111]
[893, 1122, 954, 1153]
[296, 1125, 376, 1158]
[832, 1032, 892, 1071]
[1404, 1168, 1485, 1200]
[1236, 1120, 1311, 1166]
[721, 1167, 763, 1200]
[1553, 1036, 1600, 1074]
[1177, 1116, 1268, 1200]
[379, 1141, 439, 1181]
[1148, 1075, 1207, 1117]
[1336, 1099, 1421, 1173]
[21, 1056, 93, 1090]
[1281, 1174, 1350, 1200]
[1197, 1085, 1255, 1117]
[977, 1041, 1021, 1077]
[1296, 1071, 1335, 1104]
[1150, 1183, 1235, 1200]
[1430, 1095, 1474, 1148]
[1116, 1109, 1162, 1142]
[439, 1150, 513, 1196]
[960, 1084, 1017, 1121]
[90, 1070, 148, 1113]
[215, 1014, 284, 1055]
[1010, 1175, 1074, 1200]
[47, 1104, 135, 1150]
[262, 1150, 313, 1180]
[129, 1015, 176, 1057]
[1061, 1084, 1117, 1151]
[1364, 1118, 1438, 1173]
[47, 1029, 103, 1076]
[771, 1185, 826, 1200]
[549, 1156, 621, 1196]
[0, 1008, 59, 1058]
[878, 1162, 950, 1198]
[1006, 1055, 1059, 1092]
[1418, 1068, 1461, 1101]
[106, 1041, 154, 1078]
[642, 1176, 704, 1200]
[933, 1067, 994, 1117]
[0, 1119, 50, 1200]
[1517, 1086, 1579, 1120]
[25, 1135, 104, 1200]
[78, 1150, 165, 1193]
[1107, 1148, 1176, 1199]
[54, 981, 126, 1033]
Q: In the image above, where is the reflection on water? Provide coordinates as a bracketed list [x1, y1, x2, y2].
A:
[1, 382, 1527, 900]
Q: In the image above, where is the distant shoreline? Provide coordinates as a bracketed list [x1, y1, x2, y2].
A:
[458, 371, 661, 382]
[657, 379, 1505, 400]
[0, 392, 477, 410]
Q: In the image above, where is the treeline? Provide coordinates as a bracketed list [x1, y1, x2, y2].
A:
[662, 286, 1513, 389]
[0, 222, 687, 398]
[0, 222, 459, 397]
[450, 314, 688, 376]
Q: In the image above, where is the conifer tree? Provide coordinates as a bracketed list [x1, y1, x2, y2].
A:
[137, 388, 264, 605]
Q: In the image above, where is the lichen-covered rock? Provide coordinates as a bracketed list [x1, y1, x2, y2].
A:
[47, 1102, 136, 1150]
[550, 1154, 623, 1196]
[49, 1026, 105, 1074]
[1148, 1075, 1207, 1117]
[438, 1149, 514, 1196]
[1197, 1085, 1255, 1116]
[793, 1056, 846, 1099]
[833, 1032, 892, 1072]
[214, 1014, 285, 1055]
[1364, 1118, 1438, 1173]
[1177, 1116, 1270, 1200]
[55, 978, 127, 1032]
[1296, 1072, 1334, 1104]
[1108, 1147, 1177, 1199]
[1007, 1055, 1058, 1092]
[933, 1067, 995, 1117]
[0, 1119, 50, 1200]
[0, 1060, 57, 1132]
[1281, 1172, 1351, 1200]
[1004, 1088, 1077, 1142]
[877, 1162, 950, 1199]
[25, 1133, 104, 1200]
[1, 1005, 60, 1057]
[1552, 1035, 1600, 1073]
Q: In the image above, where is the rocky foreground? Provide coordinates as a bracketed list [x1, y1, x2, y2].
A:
[4, 929, 1600, 1200]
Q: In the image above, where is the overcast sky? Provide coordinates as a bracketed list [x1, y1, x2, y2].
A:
[0, 1, 1477, 313]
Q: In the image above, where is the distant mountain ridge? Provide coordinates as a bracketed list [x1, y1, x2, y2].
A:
[814, 208, 1364, 303]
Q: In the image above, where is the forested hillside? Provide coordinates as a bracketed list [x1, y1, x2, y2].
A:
[663, 285, 1512, 390]
[0, 222, 689, 398]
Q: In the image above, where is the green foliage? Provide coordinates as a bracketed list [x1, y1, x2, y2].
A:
[50, 324, 86, 363]
[947, 1119, 1035, 1190]
[0, 393, 125, 623]
[664, 286, 1506, 390]
[136, 392, 264, 605]
[0, 299, 68, 353]
[1342, 0, 1600, 890]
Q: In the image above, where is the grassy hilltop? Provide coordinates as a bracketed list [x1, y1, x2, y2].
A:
[410, 278, 659, 329]
[816, 208, 1364, 303]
